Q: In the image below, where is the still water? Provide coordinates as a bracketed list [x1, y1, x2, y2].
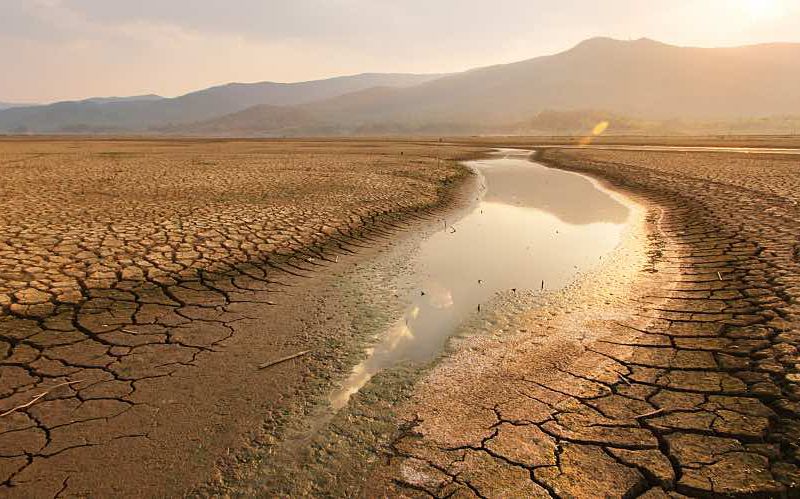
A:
[330, 150, 630, 409]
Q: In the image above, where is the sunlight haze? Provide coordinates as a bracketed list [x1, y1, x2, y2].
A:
[1, 0, 799, 102]
[2, 0, 800, 496]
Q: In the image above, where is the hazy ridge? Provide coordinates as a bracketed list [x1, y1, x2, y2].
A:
[3, 38, 800, 135]
[0, 102, 34, 111]
[0, 73, 441, 133]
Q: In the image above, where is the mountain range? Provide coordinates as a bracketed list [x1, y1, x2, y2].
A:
[2, 37, 799, 135]
[79, 94, 164, 105]
[0, 102, 35, 111]
[0, 73, 440, 133]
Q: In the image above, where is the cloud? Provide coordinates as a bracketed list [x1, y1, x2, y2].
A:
[47, 0, 642, 45]
[0, 1, 78, 41]
[58, 0, 424, 41]
[1, 0, 799, 101]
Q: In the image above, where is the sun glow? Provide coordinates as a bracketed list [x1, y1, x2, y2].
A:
[738, 0, 784, 20]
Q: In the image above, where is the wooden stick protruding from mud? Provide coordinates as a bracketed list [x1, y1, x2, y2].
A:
[0, 380, 84, 417]
[258, 350, 310, 370]
[636, 407, 665, 419]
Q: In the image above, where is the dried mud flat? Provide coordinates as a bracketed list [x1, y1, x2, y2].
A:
[368, 148, 800, 498]
[0, 138, 482, 497]
[2, 138, 800, 498]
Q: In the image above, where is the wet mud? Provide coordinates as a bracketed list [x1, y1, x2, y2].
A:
[331, 150, 629, 410]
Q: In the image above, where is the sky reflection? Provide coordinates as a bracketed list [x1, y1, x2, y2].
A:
[329, 150, 629, 410]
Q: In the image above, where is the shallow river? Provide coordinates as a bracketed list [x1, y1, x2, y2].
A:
[330, 149, 630, 409]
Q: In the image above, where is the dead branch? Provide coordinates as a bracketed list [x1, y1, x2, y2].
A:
[258, 350, 310, 370]
[1, 380, 84, 418]
[636, 407, 665, 419]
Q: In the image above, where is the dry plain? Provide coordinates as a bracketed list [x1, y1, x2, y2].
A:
[1, 137, 799, 498]
[0, 138, 480, 497]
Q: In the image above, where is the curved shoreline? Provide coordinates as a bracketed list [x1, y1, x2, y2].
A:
[0, 140, 485, 498]
[210, 144, 800, 497]
[364, 153, 660, 497]
[368, 148, 800, 497]
[4, 140, 797, 497]
[191, 155, 489, 496]
[205, 149, 651, 496]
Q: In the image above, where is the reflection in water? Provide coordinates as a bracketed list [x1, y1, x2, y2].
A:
[329, 150, 630, 410]
[481, 157, 628, 225]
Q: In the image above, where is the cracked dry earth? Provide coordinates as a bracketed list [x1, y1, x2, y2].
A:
[0, 138, 479, 497]
[373, 148, 800, 498]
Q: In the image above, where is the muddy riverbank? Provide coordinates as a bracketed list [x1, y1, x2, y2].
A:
[0, 139, 483, 497]
[213, 145, 800, 498]
[4, 139, 798, 497]
[204, 150, 645, 496]
[365, 148, 800, 497]
[329, 150, 630, 411]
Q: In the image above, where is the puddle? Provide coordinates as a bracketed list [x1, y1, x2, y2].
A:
[330, 149, 630, 409]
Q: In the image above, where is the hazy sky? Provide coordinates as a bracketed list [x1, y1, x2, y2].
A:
[2, 0, 799, 103]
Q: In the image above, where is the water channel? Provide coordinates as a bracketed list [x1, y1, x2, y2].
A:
[330, 149, 630, 409]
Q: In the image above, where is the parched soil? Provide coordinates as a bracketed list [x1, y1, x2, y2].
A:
[373, 149, 800, 497]
[3, 138, 800, 498]
[0, 138, 482, 497]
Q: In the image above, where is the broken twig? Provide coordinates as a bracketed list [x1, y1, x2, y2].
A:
[636, 407, 665, 419]
[1, 380, 84, 417]
[258, 350, 310, 370]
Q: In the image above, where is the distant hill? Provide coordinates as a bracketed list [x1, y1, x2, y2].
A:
[0, 73, 442, 133]
[315, 38, 800, 128]
[0, 102, 34, 111]
[175, 105, 321, 136]
[4, 38, 800, 135]
[79, 94, 164, 104]
[185, 38, 800, 135]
